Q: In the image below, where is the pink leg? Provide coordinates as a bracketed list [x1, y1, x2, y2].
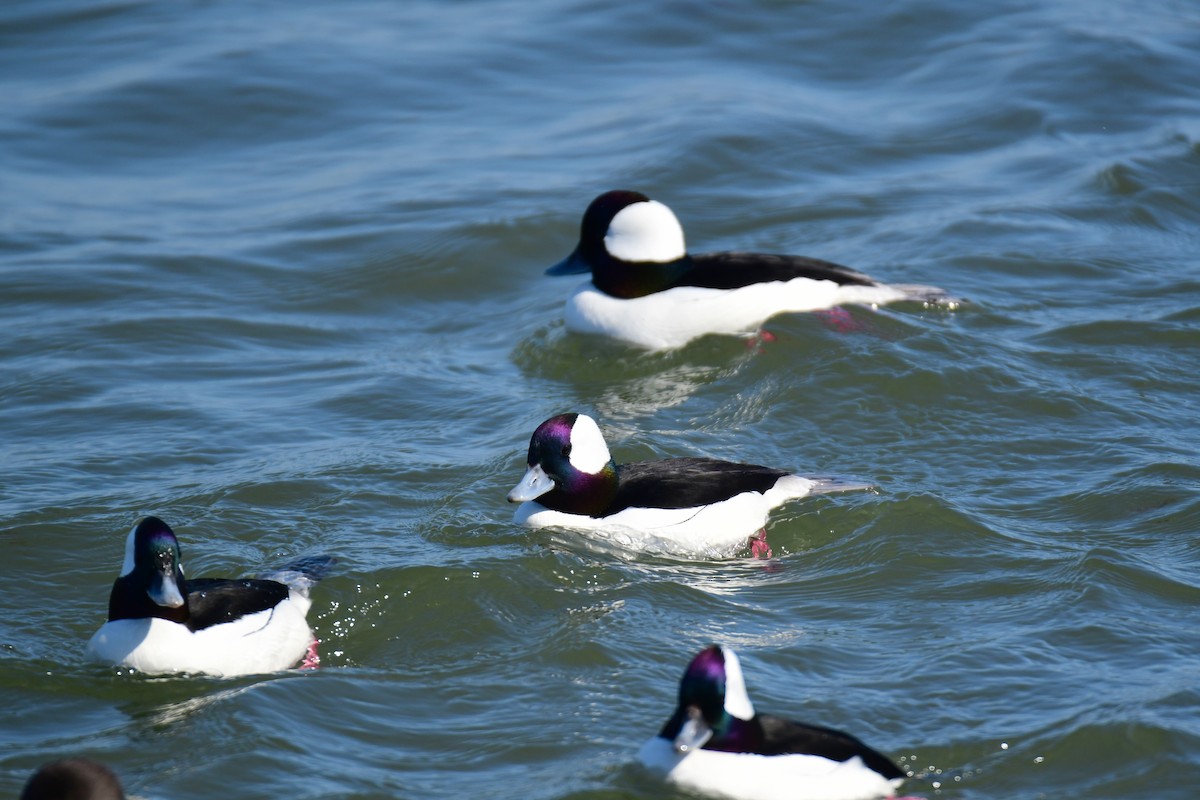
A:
[750, 529, 773, 559]
[300, 638, 321, 670]
[814, 306, 859, 332]
[745, 329, 778, 350]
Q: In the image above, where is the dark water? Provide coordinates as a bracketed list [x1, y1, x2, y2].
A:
[2, 1, 1199, 798]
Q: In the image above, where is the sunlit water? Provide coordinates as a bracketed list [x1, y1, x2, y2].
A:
[2, 1, 1199, 798]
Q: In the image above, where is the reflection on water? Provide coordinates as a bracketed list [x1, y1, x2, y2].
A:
[512, 323, 755, 419]
[133, 681, 260, 730]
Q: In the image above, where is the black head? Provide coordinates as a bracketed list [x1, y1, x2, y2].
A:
[546, 190, 692, 298]
[678, 644, 735, 727]
[20, 758, 125, 800]
[578, 190, 653, 258]
[108, 516, 189, 623]
[661, 645, 760, 754]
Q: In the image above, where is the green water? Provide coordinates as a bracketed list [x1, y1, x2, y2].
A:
[2, 1, 1199, 798]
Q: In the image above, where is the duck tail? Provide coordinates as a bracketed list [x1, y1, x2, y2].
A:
[259, 555, 337, 595]
[804, 477, 876, 496]
[890, 283, 966, 308]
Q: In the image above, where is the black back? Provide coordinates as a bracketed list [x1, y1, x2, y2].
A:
[658, 707, 903, 779]
[107, 575, 289, 633]
[680, 252, 879, 291]
[756, 714, 906, 779]
[609, 457, 790, 514]
[180, 578, 290, 632]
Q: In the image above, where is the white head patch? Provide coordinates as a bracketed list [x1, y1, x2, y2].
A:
[721, 646, 756, 720]
[568, 414, 613, 474]
[120, 523, 139, 576]
[604, 200, 686, 263]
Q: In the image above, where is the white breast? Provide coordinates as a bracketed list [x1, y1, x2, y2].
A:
[637, 737, 902, 800]
[87, 592, 315, 677]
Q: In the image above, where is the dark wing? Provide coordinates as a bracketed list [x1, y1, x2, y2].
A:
[757, 714, 905, 779]
[611, 457, 790, 513]
[184, 578, 290, 633]
[679, 252, 880, 291]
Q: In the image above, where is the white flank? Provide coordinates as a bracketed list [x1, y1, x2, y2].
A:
[637, 738, 902, 800]
[564, 279, 909, 350]
[568, 413, 613, 474]
[603, 200, 686, 263]
[511, 476, 819, 558]
[87, 591, 315, 678]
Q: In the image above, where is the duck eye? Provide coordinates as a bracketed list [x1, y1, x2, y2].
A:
[561, 444, 572, 458]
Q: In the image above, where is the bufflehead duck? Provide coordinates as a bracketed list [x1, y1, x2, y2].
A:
[20, 759, 125, 800]
[637, 645, 906, 800]
[507, 413, 870, 558]
[547, 190, 958, 349]
[87, 516, 334, 678]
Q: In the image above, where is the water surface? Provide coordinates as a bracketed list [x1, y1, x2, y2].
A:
[2, 1, 1199, 798]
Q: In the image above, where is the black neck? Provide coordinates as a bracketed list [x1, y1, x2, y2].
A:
[107, 574, 189, 624]
[591, 255, 694, 299]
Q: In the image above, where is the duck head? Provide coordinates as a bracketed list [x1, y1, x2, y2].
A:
[668, 645, 757, 754]
[547, 190, 691, 298]
[507, 412, 619, 516]
[118, 516, 187, 614]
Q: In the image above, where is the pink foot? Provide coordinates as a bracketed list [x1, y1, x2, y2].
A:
[300, 638, 321, 670]
[745, 329, 777, 352]
[750, 529, 773, 559]
[814, 306, 861, 333]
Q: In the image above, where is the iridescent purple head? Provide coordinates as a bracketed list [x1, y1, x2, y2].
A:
[680, 645, 756, 724]
[663, 645, 758, 755]
[527, 413, 579, 465]
[507, 413, 618, 516]
[120, 516, 186, 609]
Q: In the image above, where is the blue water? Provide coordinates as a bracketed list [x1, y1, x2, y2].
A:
[2, 0, 1199, 798]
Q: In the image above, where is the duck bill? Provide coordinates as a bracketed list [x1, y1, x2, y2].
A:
[673, 707, 713, 755]
[545, 248, 590, 276]
[148, 569, 185, 609]
[507, 464, 556, 503]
